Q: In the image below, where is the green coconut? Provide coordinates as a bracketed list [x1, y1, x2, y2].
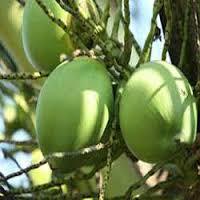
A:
[119, 61, 197, 163]
[22, 0, 100, 71]
[36, 57, 114, 173]
[22, 0, 74, 71]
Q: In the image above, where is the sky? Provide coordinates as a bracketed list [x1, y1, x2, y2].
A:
[0, 0, 166, 188]
[130, 0, 166, 60]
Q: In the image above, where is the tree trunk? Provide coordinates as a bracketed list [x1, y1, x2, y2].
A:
[160, 0, 200, 86]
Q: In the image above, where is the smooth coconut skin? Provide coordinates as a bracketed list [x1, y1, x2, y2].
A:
[0, 0, 34, 72]
[36, 57, 114, 173]
[22, 0, 100, 71]
[119, 61, 197, 163]
[22, 0, 74, 71]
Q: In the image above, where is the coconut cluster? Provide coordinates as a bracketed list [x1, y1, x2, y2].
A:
[21, 0, 198, 174]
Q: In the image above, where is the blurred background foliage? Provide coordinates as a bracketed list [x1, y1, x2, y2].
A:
[0, 0, 199, 199]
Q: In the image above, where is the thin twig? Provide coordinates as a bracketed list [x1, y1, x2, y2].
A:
[102, 0, 111, 27]
[2, 149, 33, 186]
[136, 0, 164, 67]
[93, 0, 103, 16]
[55, 0, 104, 35]
[99, 133, 113, 200]
[111, 0, 122, 40]
[0, 72, 49, 80]
[10, 177, 68, 195]
[2, 159, 48, 182]
[124, 146, 184, 200]
[1, 142, 110, 182]
[161, 0, 173, 60]
[0, 172, 13, 190]
[35, 0, 87, 50]
[55, 0, 127, 70]
[124, 162, 165, 199]
[0, 43, 17, 72]
[122, 0, 133, 65]
[0, 139, 37, 147]
[131, 35, 142, 57]
[137, 176, 181, 199]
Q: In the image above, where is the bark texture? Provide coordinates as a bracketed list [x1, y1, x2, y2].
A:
[160, 0, 200, 85]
